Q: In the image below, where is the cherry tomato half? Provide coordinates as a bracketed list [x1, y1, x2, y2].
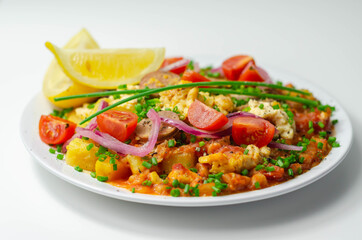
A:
[39, 115, 77, 145]
[238, 62, 266, 82]
[222, 55, 255, 80]
[188, 100, 228, 131]
[232, 117, 275, 147]
[182, 71, 210, 87]
[161, 57, 187, 74]
[97, 110, 138, 142]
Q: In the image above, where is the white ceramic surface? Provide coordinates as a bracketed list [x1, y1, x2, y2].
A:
[20, 66, 353, 207]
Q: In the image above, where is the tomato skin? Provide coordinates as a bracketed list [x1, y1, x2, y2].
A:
[97, 110, 138, 142]
[182, 71, 210, 86]
[188, 100, 228, 131]
[238, 62, 265, 82]
[39, 115, 76, 145]
[222, 55, 255, 80]
[161, 57, 187, 74]
[232, 117, 275, 147]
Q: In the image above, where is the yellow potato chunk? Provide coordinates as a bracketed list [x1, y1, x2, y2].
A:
[66, 138, 99, 171]
[95, 157, 131, 181]
[126, 155, 146, 175]
[161, 151, 196, 174]
[149, 171, 163, 184]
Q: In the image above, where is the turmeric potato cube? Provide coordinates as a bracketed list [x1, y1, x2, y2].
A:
[126, 155, 146, 175]
[95, 157, 131, 181]
[66, 138, 99, 171]
[161, 151, 196, 174]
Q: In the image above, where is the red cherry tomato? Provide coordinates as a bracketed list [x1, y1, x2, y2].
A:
[222, 55, 254, 80]
[161, 57, 187, 74]
[238, 62, 266, 82]
[232, 117, 275, 147]
[39, 115, 77, 145]
[97, 110, 138, 142]
[182, 71, 210, 87]
[188, 100, 228, 131]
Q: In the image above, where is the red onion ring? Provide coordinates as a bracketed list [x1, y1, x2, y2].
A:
[267, 141, 303, 151]
[210, 66, 224, 77]
[75, 109, 161, 157]
[161, 59, 190, 72]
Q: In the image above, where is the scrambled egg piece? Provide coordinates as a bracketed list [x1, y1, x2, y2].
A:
[199, 145, 271, 173]
[248, 99, 295, 139]
[159, 81, 199, 117]
[197, 92, 234, 115]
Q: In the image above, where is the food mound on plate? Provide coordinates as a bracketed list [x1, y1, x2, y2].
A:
[39, 30, 340, 197]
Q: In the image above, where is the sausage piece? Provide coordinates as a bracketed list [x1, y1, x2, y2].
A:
[139, 71, 180, 89]
[135, 111, 179, 142]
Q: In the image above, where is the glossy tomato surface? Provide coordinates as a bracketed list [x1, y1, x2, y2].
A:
[188, 100, 228, 131]
[238, 62, 266, 82]
[232, 117, 275, 147]
[161, 57, 187, 74]
[39, 115, 76, 145]
[222, 55, 254, 80]
[97, 110, 138, 142]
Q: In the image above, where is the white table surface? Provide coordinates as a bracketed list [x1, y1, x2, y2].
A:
[1, 0, 361, 239]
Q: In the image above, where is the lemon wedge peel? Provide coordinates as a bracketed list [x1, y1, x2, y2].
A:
[45, 42, 165, 89]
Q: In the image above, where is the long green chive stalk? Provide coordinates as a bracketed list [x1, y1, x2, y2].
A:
[55, 81, 310, 102]
[79, 82, 317, 125]
[199, 88, 317, 106]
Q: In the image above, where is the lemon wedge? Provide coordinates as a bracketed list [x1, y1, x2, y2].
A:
[43, 28, 100, 108]
[45, 42, 165, 89]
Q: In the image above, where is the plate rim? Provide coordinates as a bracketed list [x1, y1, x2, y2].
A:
[20, 65, 353, 207]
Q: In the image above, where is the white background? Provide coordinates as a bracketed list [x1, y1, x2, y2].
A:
[1, 0, 361, 239]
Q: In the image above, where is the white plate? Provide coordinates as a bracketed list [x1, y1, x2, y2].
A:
[20, 66, 352, 207]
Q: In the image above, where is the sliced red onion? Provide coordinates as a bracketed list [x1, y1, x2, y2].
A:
[62, 100, 108, 153]
[160, 116, 231, 138]
[76, 109, 161, 157]
[241, 62, 272, 83]
[193, 62, 200, 72]
[210, 66, 224, 77]
[268, 141, 303, 151]
[161, 59, 190, 72]
[226, 111, 262, 120]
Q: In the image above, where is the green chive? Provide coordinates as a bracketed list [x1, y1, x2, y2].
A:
[97, 176, 108, 182]
[82, 136, 89, 140]
[113, 164, 117, 171]
[244, 149, 249, 155]
[308, 121, 313, 129]
[332, 119, 338, 125]
[212, 191, 217, 197]
[87, 103, 95, 109]
[168, 139, 175, 147]
[288, 168, 294, 177]
[165, 186, 172, 189]
[142, 161, 152, 169]
[131, 188, 135, 193]
[318, 121, 325, 128]
[255, 182, 260, 189]
[298, 168, 303, 174]
[332, 142, 340, 148]
[317, 142, 324, 149]
[49, 148, 56, 154]
[172, 179, 179, 188]
[190, 168, 197, 173]
[170, 189, 180, 197]
[56, 154, 64, 160]
[74, 166, 83, 172]
[319, 131, 327, 138]
[86, 143, 94, 151]
[184, 184, 190, 194]
[277, 159, 284, 167]
[328, 137, 336, 144]
[151, 157, 158, 166]
[190, 134, 196, 143]
[56, 145, 62, 152]
[259, 103, 264, 109]
[255, 165, 264, 171]
[241, 169, 249, 176]
[199, 141, 205, 147]
[307, 128, 314, 134]
[272, 104, 280, 109]
[90, 172, 96, 178]
[265, 166, 275, 172]
[124, 139, 131, 144]
[212, 186, 221, 193]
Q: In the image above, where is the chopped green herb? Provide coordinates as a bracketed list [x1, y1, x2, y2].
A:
[56, 154, 64, 160]
[255, 182, 260, 189]
[113, 164, 117, 171]
[86, 143, 94, 151]
[142, 161, 152, 169]
[82, 136, 89, 140]
[124, 139, 131, 144]
[307, 128, 314, 134]
[74, 166, 83, 172]
[151, 157, 158, 166]
[190, 168, 198, 173]
[170, 188, 180, 197]
[131, 188, 135, 193]
[259, 103, 264, 109]
[49, 148, 56, 154]
[190, 135, 196, 143]
[142, 180, 152, 186]
[328, 137, 336, 144]
[168, 139, 175, 147]
[241, 169, 249, 176]
[244, 149, 249, 155]
[317, 142, 324, 149]
[308, 121, 313, 129]
[265, 166, 275, 172]
[87, 103, 95, 109]
[272, 104, 280, 110]
[318, 122, 325, 128]
[332, 119, 338, 125]
[184, 184, 190, 194]
[212, 186, 221, 193]
[172, 179, 179, 188]
[90, 172, 96, 178]
[97, 176, 108, 182]
[332, 142, 340, 148]
[255, 165, 264, 171]
[288, 168, 294, 177]
[319, 131, 327, 138]
[199, 141, 205, 147]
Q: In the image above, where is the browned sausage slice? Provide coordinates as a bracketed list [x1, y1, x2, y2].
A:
[135, 111, 179, 142]
[139, 71, 180, 89]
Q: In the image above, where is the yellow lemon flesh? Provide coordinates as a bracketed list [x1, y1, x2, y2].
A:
[43, 28, 100, 108]
[45, 42, 165, 89]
